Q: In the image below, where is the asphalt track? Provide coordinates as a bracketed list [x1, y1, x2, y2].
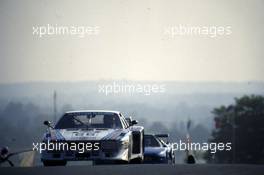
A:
[1, 164, 264, 175]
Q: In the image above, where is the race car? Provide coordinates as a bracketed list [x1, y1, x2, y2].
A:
[143, 134, 175, 164]
[41, 110, 144, 166]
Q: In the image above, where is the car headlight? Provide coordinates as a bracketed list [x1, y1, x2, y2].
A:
[159, 150, 167, 157]
[120, 140, 129, 147]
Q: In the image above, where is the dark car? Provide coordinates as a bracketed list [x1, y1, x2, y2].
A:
[143, 134, 175, 164]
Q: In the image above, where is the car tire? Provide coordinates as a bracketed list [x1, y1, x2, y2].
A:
[187, 155, 195, 164]
[130, 157, 143, 164]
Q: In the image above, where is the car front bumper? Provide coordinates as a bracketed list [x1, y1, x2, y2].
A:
[41, 147, 129, 162]
[143, 154, 169, 164]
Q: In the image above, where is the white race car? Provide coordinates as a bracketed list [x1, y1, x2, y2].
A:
[41, 110, 144, 166]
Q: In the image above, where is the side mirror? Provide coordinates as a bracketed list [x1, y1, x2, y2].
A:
[43, 121, 54, 129]
[125, 117, 132, 126]
[131, 120, 138, 125]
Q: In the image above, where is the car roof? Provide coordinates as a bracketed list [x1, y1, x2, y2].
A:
[65, 110, 121, 115]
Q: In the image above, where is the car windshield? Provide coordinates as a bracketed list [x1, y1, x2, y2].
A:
[55, 113, 122, 129]
[144, 135, 162, 147]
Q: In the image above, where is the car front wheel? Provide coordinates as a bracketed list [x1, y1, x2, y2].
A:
[130, 157, 143, 164]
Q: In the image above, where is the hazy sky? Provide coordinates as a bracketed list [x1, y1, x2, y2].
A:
[0, 0, 263, 83]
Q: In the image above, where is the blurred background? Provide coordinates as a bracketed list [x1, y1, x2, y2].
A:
[0, 0, 264, 166]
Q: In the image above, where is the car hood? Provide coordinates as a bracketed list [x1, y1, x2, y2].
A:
[47, 128, 128, 141]
[144, 147, 166, 155]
